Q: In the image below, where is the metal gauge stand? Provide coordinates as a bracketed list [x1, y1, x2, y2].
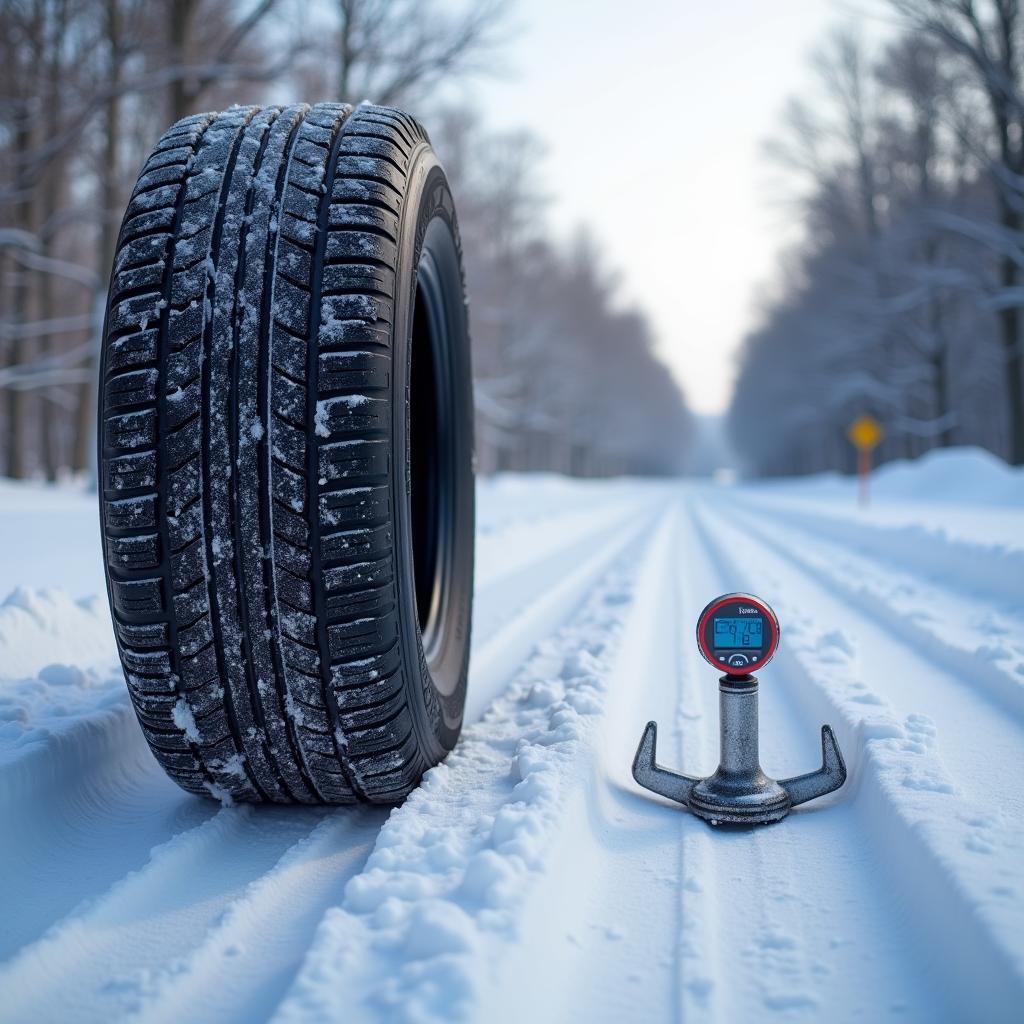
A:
[632, 593, 847, 825]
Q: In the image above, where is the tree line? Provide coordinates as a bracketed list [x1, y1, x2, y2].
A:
[729, 0, 1024, 476]
[0, 0, 693, 482]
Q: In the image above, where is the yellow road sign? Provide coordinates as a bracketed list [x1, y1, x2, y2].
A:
[847, 414, 884, 451]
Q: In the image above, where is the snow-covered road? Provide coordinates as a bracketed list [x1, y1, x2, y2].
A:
[2, 452, 1022, 1023]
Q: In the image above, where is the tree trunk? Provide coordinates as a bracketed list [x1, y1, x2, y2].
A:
[168, 0, 197, 122]
[8, 106, 34, 479]
[74, 0, 122, 478]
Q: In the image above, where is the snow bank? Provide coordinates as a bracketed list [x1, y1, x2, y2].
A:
[872, 447, 1024, 505]
[0, 587, 116, 681]
[757, 445, 1024, 506]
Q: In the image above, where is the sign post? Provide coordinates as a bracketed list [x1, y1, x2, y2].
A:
[846, 415, 884, 507]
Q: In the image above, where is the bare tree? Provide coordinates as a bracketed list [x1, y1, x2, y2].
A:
[297, 0, 510, 110]
[890, 0, 1024, 463]
[731, 17, 1011, 477]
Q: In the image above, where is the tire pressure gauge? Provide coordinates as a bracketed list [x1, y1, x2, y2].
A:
[697, 593, 779, 676]
[632, 592, 846, 825]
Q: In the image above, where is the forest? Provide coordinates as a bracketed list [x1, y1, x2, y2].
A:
[730, 0, 1024, 476]
[0, 0, 693, 481]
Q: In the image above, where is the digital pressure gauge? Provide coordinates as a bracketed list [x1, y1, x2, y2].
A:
[634, 590, 846, 824]
[696, 593, 779, 675]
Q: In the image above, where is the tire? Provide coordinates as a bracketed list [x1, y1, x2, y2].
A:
[98, 103, 474, 804]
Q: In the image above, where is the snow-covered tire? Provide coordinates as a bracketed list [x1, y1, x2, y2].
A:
[98, 103, 474, 804]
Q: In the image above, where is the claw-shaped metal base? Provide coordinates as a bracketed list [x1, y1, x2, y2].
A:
[632, 676, 847, 825]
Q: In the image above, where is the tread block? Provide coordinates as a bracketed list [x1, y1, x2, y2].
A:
[166, 336, 202, 392]
[273, 535, 311, 577]
[324, 231, 397, 267]
[171, 533, 205, 588]
[327, 203, 399, 239]
[105, 493, 157, 529]
[319, 293, 392, 327]
[121, 206, 178, 240]
[105, 409, 157, 450]
[322, 261, 395, 295]
[272, 462, 306, 512]
[343, 706, 412, 757]
[274, 277, 311, 334]
[109, 293, 167, 335]
[316, 319, 391, 351]
[112, 577, 163, 616]
[283, 186, 320, 223]
[313, 395, 387, 437]
[330, 178, 401, 214]
[319, 485, 389, 528]
[269, 417, 306, 469]
[166, 379, 201, 428]
[272, 323, 308, 380]
[330, 644, 403, 692]
[318, 351, 390, 392]
[280, 605, 317, 646]
[105, 368, 158, 410]
[277, 566, 312, 611]
[165, 416, 202, 474]
[168, 302, 205, 347]
[326, 581, 395, 622]
[106, 329, 159, 374]
[276, 240, 311, 284]
[319, 437, 389, 482]
[173, 579, 209, 624]
[114, 234, 172, 274]
[338, 689, 405, 732]
[107, 532, 160, 570]
[273, 501, 310, 547]
[324, 553, 393, 591]
[272, 372, 307, 425]
[106, 450, 157, 491]
[332, 156, 404, 194]
[121, 647, 172, 677]
[321, 523, 390, 564]
[113, 262, 164, 295]
[327, 612, 398, 660]
[115, 621, 168, 649]
[180, 642, 218, 686]
[168, 501, 203, 551]
[179, 614, 215, 658]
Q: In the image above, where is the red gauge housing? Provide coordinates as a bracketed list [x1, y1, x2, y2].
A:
[696, 593, 780, 676]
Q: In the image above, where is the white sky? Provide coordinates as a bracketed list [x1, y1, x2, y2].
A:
[462, 0, 860, 414]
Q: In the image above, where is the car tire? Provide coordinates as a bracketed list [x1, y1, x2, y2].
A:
[98, 102, 474, 803]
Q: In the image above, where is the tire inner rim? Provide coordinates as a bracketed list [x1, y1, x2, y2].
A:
[409, 241, 455, 668]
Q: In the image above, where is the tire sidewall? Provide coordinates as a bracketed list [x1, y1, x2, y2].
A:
[390, 145, 474, 755]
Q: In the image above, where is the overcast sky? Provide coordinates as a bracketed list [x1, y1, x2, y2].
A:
[463, 0, 877, 414]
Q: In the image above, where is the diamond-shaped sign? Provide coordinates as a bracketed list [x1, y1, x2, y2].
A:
[847, 414, 884, 451]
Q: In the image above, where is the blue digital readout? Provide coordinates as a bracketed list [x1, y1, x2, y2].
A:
[714, 616, 763, 649]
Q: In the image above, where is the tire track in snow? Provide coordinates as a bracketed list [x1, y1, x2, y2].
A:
[120, 808, 385, 1024]
[476, 504, 687, 1024]
[693, 494, 1024, 1019]
[0, 494, 660, 968]
[270, 515, 671, 1023]
[0, 489, 666, 1022]
[666, 498, 945, 1022]
[0, 701, 217, 962]
[725, 494, 1024, 718]
[0, 805, 343, 1024]
[728, 491, 1024, 604]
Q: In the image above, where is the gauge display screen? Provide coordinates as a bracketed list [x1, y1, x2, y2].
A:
[713, 616, 763, 649]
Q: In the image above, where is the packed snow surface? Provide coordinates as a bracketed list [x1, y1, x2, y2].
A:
[1, 448, 1023, 1023]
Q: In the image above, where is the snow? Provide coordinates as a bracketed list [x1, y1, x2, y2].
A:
[0, 448, 1022, 1022]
